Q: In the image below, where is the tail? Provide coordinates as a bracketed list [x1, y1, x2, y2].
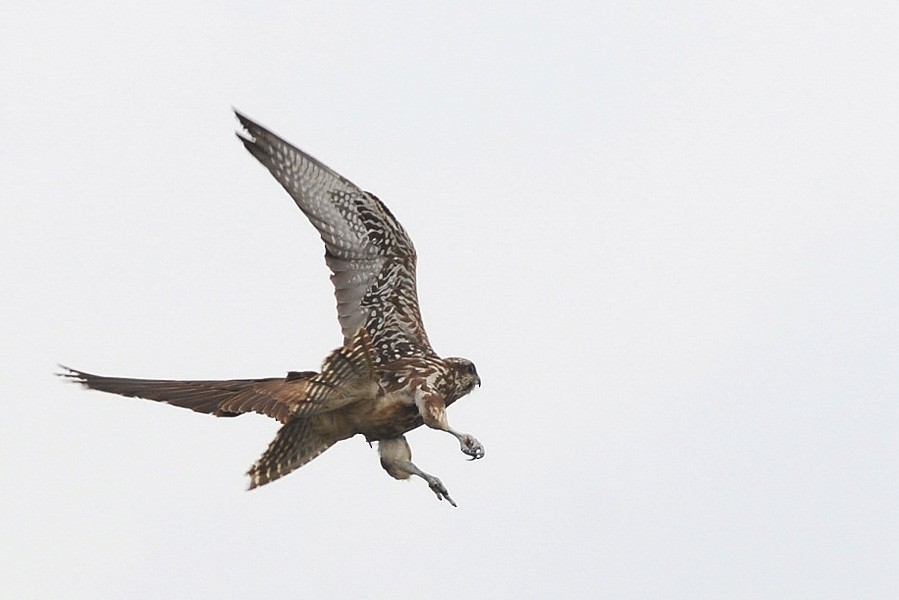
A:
[246, 418, 336, 490]
[245, 329, 377, 489]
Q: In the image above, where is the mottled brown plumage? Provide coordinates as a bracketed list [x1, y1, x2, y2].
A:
[60, 111, 483, 506]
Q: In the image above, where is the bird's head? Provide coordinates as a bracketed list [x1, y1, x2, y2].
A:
[443, 357, 481, 403]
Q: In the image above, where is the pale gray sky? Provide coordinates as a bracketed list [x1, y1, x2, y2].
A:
[3, 2, 898, 598]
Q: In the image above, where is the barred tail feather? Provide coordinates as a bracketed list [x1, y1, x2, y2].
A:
[246, 419, 335, 490]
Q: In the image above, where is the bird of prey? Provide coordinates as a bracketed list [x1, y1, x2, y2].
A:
[60, 111, 483, 507]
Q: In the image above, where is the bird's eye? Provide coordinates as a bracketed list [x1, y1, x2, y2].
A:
[466, 362, 477, 375]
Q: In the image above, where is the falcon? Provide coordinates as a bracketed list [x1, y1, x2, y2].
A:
[60, 111, 483, 507]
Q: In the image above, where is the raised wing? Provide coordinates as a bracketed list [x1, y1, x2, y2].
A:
[235, 111, 434, 364]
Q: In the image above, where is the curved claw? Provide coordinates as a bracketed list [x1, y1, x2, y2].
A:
[460, 435, 485, 460]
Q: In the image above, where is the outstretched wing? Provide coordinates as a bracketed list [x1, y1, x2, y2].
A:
[58, 367, 304, 423]
[235, 111, 434, 364]
[58, 326, 380, 424]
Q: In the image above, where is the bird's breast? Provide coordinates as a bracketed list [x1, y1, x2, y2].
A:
[347, 388, 423, 441]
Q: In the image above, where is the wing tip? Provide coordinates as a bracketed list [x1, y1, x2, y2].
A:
[232, 107, 253, 129]
[233, 109, 276, 164]
[233, 108, 267, 141]
[56, 364, 87, 383]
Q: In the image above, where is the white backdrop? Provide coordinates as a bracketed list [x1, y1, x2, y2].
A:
[3, 2, 897, 598]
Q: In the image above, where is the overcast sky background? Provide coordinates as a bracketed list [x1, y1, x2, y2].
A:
[3, 2, 898, 598]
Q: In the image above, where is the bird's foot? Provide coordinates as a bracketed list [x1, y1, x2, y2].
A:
[460, 434, 485, 460]
[425, 474, 457, 507]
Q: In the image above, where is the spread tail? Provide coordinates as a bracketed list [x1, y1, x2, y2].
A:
[246, 418, 336, 490]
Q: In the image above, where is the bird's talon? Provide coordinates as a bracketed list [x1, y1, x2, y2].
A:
[460, 435, 485, 460]
[428, 477, 457, 507]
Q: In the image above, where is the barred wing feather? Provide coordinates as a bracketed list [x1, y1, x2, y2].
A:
[235, 112, 434, 364]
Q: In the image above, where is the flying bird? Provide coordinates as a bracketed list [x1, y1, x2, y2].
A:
[60, 111, 483, 506]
